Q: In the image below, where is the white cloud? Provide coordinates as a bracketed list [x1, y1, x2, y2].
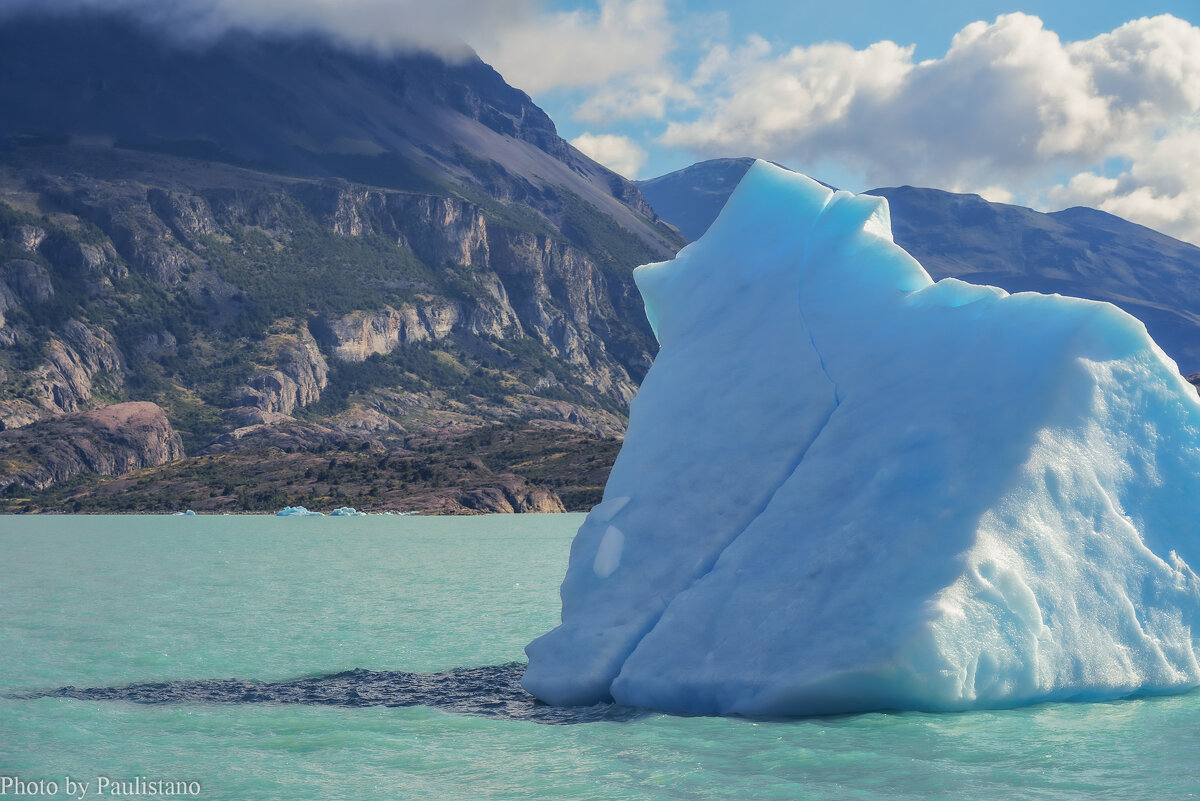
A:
[663, 35, 915, 159]
[0, 0, 679, 86]
[645, 13, 1200, 244]
[7, 0, 681, 101]
[1070, 15, 1200, 120]
[475, 0, 673, 93]
[0, 0, 534, 59]
[966, 185, 1016, 205]
[574, 72, 693, 124]
[1048, 127, 1200, 241]
[570, 132, 648, 178]
[661, 14, 1111, 181]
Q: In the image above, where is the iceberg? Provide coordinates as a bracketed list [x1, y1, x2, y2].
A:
[276, 506, 324, 517]
[522, 160, 1200, 716]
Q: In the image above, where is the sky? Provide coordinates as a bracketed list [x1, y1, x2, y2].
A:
[5, 0, 1200, 244]
[471, 0, 1200, 245]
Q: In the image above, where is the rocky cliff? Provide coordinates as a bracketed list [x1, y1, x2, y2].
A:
[0, 401, 183, 493]
[0, 12, 683, 510]
[232, 329, 330, 416]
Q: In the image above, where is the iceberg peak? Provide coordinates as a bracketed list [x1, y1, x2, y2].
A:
[523, 160, 1200, 716]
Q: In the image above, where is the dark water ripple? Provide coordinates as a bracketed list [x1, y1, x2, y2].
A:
[15, 663, 647, 725]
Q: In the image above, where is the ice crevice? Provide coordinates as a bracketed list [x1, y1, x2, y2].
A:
[615, 200, 847, 683]
[798, 192, 843, 407]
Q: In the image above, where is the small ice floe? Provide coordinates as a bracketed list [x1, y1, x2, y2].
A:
[276, 506, 325, 517]
[329, 506, 366, 517]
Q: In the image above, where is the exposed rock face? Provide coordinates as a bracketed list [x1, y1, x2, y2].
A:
[304, 185, 642, 400]
[317, 191, 494, 268]
[491, 229, 637, 402]
[1, 259, 54, 305]
[314, 302, 466, 361]
[42, 237, 123, 282]
[458, 483, 566, 514]
[33, 320, 124, 416]
[17, 164, 653, 411]
[1, 157, 651, 454]
[42, 177, 196, 284]
[233, 330, 329, 415]
[393, 195, 492, 268]
[0, 259, 55, 327]
[147, 187, 218, 245]
[204, 411, 347, 454]
[0, 260, 125, 428]
[0, 400, 42, 430]
[467, 273, 523, 338]
[311, 288, 525, 363]
[14, 224, 46, 252]
[0, 401, 183, 492]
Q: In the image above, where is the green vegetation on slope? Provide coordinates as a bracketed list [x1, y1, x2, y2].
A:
[1, 143, 673, 510]
[3, 423, 621, 514]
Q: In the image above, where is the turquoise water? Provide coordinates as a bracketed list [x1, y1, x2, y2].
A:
[1, 515, 1198, 800]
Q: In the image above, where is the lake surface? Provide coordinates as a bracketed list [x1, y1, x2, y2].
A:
[2, 514, 1198, 800]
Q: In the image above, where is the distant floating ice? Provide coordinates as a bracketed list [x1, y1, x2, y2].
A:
[276, 506, 324, 517]
[523, 160, 1200, 716]
[274, 505, 410, 517]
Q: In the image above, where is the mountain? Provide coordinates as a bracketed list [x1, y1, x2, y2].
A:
[632, 159, 755, 242]
[0, 10, 684, 513]
[0, 11, 674, 251]
[639, 158, 1200, 376]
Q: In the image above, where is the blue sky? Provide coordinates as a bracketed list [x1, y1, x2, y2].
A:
[670, 1, 1199, 61]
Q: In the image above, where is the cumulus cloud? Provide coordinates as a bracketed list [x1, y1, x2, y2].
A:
[479, 0, 673, 93]
[644, 13, 1200, 244]
[666, 35, 916, 153]
[1049, 127, 1200, 240]
[570, 132, 648, 178]
[574, 71, 693, 125]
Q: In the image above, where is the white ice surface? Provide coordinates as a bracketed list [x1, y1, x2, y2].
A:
[522, 161, 1200, 715]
